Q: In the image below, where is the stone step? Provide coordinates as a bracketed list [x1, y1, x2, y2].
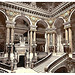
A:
[33, 55, 59, 73]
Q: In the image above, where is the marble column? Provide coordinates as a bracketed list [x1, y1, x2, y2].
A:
[28, 31, 30, 45]
[69, 27, 73, 53]
[11, 28, 14, 53]
[10, 28, 14, 72]
[4, 27, 10, 62]
[30, 31, 33, 53]
[34, 31, 36, 42]
[48, 33, 50, 53]
[53, 33, 55, 53]
[45, 33, 47, 52]
[65, 29, 68, 42]
[6, 27, 10, 44]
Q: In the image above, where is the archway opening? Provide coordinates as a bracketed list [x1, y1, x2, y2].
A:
[17, 55, 25, 67]
[54, 67, 68, 73]
[14, 16, 30, 44]
[70, 11, 75, 52]
[0, 11, 7, 52]
[54, 18, 65, 53]
[14, 16, 30, 67]
[36, 20, 47, 53]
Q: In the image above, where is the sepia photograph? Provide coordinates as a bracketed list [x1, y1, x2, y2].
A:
[0, 0, 75, 73]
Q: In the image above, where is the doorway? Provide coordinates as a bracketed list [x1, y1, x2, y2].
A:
[17, 55, 25, 67]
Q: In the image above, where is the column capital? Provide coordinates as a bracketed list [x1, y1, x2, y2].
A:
[30, 25, 37, 31]
[63, 21, 71, 29]
[6, 20, 16, 28]
[45, 28, 56, 34]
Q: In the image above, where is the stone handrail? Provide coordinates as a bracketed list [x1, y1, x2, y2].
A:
[33, 53, 52, 68]
[0, 62, 11, 70]
[44, 53, 69, 72]
[0, 67, 9, 73]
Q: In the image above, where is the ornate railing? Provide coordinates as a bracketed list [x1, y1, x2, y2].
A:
[0, 62, 11, 70]
[33, 53, 52, 68]
[0, 68, 9, 73]
[44, 53, 69, 72]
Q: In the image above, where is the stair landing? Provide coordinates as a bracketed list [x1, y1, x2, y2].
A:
[14, 67, 37, 73]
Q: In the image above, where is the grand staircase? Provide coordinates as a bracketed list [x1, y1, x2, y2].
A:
[0, 52, 11, 72]
[33, 54, 60, 73]
[0, 68, 9, 73]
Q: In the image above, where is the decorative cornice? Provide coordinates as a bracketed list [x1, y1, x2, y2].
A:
[52, 2, 75, 18]
[0, 2, 74, 19]
[0, 2, 75, 18]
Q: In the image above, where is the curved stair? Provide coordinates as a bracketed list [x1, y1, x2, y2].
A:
[33, 54, 59, 73]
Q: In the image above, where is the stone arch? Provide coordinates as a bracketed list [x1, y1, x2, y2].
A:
[69, 9, 75, 52]
[35, 19, 48, 53]
[0, 10, 9, 21]
[53, 17, 65, 53]
[13, 14, 32, 26]
[54, 66, 68, 73]
[13, 14, 32, 44]
[53, 17, 66, 28]
[35, 19, 49, 28]
[68, 9, 75, 22]
[0, 10, 8, 52]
